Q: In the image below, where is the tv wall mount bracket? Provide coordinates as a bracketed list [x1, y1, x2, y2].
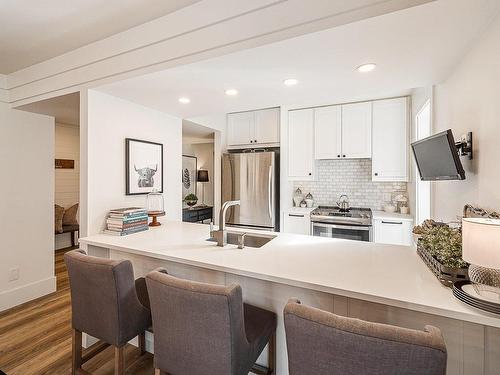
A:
[455, 132, 473, 160]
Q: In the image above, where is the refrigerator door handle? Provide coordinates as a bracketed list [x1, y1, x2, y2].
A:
[268, 165, 273, 220]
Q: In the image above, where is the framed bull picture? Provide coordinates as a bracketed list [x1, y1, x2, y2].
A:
[125, 138, 163, 195]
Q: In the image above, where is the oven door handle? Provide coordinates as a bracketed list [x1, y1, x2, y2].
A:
[312, 222, 372, 231]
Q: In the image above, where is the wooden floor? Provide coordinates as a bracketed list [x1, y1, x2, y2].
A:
[0, 248, 154, 375]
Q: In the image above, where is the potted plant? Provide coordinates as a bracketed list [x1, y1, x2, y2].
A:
[184, 193, 198, 207]
[413, 220, 469, 286]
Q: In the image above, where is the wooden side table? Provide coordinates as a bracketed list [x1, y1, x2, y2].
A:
[182, 206, 213, 223]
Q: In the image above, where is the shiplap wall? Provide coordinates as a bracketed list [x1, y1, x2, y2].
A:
[55, 123, 79, 249]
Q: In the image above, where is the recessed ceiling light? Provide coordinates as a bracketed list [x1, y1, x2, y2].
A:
[225, 89, 238, 96]
[283, 78, 299, 86]
[178, 97, 190, 104]
[356, 63, 376, 73]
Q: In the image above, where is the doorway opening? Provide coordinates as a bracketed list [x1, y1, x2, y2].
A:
[17, 92, 81, 250]
[182, 120, 215, 224]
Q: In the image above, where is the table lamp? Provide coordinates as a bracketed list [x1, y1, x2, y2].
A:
[462, 217, 500, 295]
[197, 169, 209, 206]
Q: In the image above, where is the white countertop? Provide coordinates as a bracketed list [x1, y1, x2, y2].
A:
[373, 210, 414, 221]
[286, 206, 316, 215]
[79, 220, 500, 328]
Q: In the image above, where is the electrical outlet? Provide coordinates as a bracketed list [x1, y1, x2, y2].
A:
[9, 267, 19, 282]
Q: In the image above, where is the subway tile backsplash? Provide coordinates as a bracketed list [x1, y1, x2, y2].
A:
[293, 159, 406, 209]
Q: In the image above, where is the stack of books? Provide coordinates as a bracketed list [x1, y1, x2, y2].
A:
[104, 207, 149, 236]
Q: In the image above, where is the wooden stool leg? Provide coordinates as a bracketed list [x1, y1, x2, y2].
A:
[268, 332, 276, 374]
[138, 331, 146, 355]
[114, 346, 125, 375]
[72, 329, 83, 375]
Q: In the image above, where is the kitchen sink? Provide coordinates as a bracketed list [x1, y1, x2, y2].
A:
[207, 231, 276, 248]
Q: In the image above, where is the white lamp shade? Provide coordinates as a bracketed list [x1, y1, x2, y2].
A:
[462, 218, 500, 269]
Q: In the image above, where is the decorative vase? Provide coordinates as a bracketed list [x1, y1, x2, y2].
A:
[305, 192, 314, 208]
[293, 188, 303, 207]
[185, 199, 198, 207]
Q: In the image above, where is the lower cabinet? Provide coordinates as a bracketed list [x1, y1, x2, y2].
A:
[283, 212, 311, 235]
[373, 218, 413, 246]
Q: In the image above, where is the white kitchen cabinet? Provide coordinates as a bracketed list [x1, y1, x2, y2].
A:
[254, 108, 280, 144]
[288, 109, 315, 180]
[227, 111, 254, 146]
[284, 212, 311, 235]
[227, 108, 280, 148]
[341, 102, 372, 159]
[373, 218, 413, 246]
[372, 97, 409, 181]
[314, 105, 342, 159]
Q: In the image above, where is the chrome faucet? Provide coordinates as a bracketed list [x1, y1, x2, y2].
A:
[211, 200, 240, 246]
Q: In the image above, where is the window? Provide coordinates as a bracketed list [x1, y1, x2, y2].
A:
[415, 100, 431, 224]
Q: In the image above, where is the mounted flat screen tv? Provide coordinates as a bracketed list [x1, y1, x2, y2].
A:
[411, 129, 465, 181]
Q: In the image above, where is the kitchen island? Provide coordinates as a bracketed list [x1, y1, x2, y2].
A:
[79, 220, 500, 375]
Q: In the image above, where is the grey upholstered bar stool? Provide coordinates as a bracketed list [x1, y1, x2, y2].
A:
[146, 268, 277, 375]
[64, 250, 152, 375]
[284, 298, 447, 375]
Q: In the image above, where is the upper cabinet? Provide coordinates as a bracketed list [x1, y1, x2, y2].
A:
[227, 112, 254, 146]
[254, 108, 280, 144]
[227, 107, 280, 148]
[372, 97, 409, 182]
[288, 109, 314, 180]
[341, 102, 372, 159]
[314, 102, 372, 160]
[234, 97, 409, 182]
[314, 105, 342, 159]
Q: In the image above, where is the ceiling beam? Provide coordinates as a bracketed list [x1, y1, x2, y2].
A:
[7, 0, 433, 107]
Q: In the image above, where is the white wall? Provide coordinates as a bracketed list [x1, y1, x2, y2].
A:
[433, 14, 500, 222]
[82, 90, 182, 236]
[0, 103, 56, 312]
[55, 122, 80, 249]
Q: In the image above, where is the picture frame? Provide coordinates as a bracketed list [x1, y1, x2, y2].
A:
[125, 138, 163, 195]
[182, 155, 197, 199]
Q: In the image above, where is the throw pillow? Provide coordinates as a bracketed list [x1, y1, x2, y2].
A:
[63, 203, 79, 226]
[55, 205, 64, 233]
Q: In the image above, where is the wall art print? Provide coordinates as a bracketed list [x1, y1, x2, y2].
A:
[182, 155, 197, 199]
[126, 138, 163, 195]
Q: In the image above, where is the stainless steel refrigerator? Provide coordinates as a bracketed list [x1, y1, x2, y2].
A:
[222, 151, 279, 231]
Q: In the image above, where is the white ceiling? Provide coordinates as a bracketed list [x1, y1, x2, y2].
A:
[0, 0, 200, 74]
[17, 92, 80, 125]
[98, 0, 500, 119]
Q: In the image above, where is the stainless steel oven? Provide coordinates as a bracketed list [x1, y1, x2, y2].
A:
[311, 222, 372, 242]
[310, 206, 373, 242]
